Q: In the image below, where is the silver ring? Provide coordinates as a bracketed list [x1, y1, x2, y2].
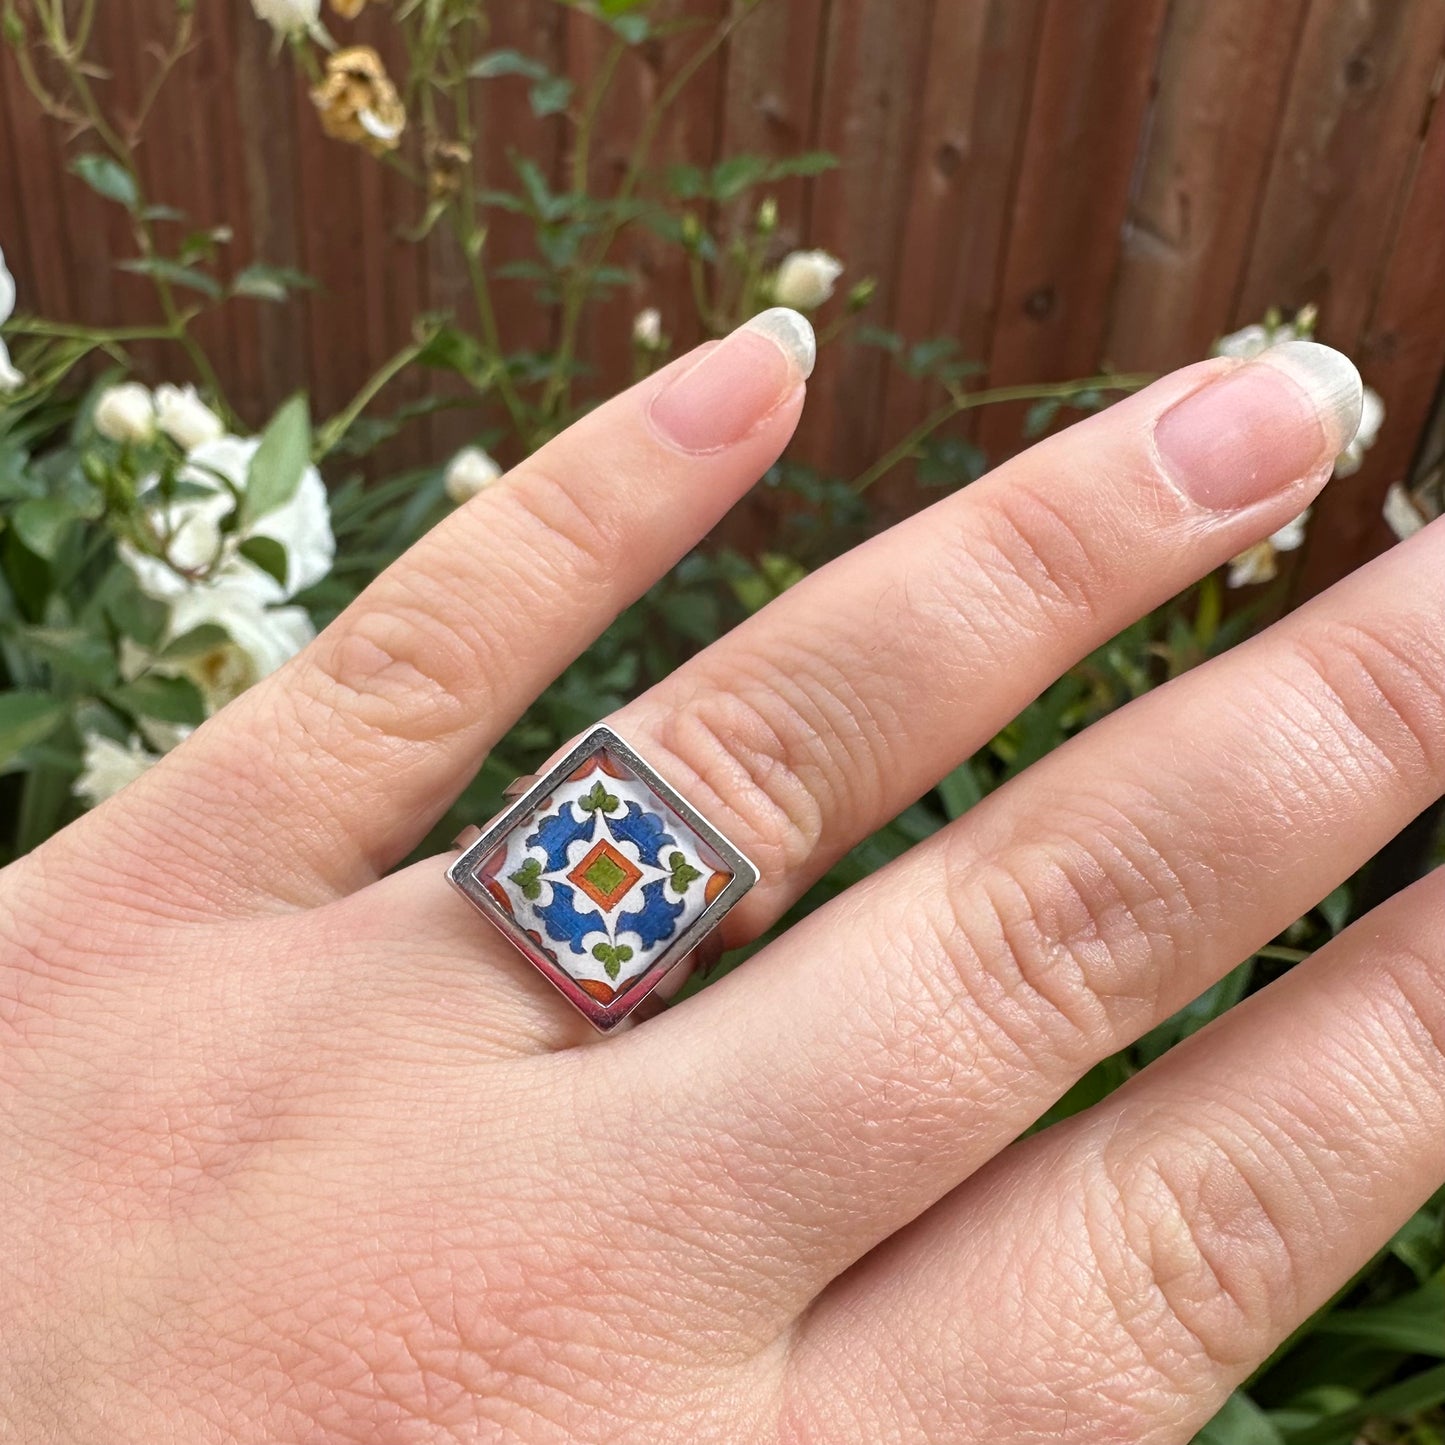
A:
[447, 725, 758, 1033]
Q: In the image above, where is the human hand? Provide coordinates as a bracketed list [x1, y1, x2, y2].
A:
[5, 308, 1443, 1444]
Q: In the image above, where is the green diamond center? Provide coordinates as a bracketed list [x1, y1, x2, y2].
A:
[582, 852, 629, 896]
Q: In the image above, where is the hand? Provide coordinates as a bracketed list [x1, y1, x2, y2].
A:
[4, 308, 1442, 1445]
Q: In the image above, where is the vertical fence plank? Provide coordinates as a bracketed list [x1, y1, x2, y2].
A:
[1297, 62, 1445, 596]
[716, 0, 829, 254]
[975, 0, 1169, 461]
[1104, 0, 1309, 373]
[801, 0, 937, 476]
[874, 0, 1043, 512]
[1236, 0, 1445, 349]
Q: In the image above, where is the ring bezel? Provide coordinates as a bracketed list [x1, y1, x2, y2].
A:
[447, 724, 759, 1032]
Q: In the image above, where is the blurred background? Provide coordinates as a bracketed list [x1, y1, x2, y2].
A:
[1, 4, 1443, 1442]
[3, 0, 1443, 590]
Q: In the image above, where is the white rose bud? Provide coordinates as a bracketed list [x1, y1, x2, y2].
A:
[632, 307, 663, 350]
[0, 244, 22, 394]
[772, 249, 845, 311]
[154, 383, 225, 451]
[444, 446, 503, 505]
[250, 0, 320, 34]
[94, 382, 157, 444]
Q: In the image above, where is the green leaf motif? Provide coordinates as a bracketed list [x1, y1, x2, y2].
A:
[667, 850, 702, 896]
[592, 941, 634, 982]
[245, 394, 312, 524]
[509, 857, 543, 901]
[579, 780, 619, 815]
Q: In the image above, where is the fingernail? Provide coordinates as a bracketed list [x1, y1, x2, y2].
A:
[1155, 340, 1364, 511]
[650, 307, 815, 454]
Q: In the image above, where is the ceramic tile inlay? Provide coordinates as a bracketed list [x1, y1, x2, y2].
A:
[449, 729, 756, 1028]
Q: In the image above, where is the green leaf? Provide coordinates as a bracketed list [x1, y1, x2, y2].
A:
[609, 13, 649, 42]
[157, 623, 231, 662]
[232, 263, 316, 302]
[107, 674, 206, 727]
[1311, 1272, 1445, 1356]
[529, 74, 573, 117]
[117, 256, 222, 298]
[244, 394, 311, 522]
[1283, 1364, 1445, 1445]
[238, 535, 289, 589]
[12, 496, 74, 560]
[0, 692, 68, 768]
[1193, 1391, 1284, 1445]
[70, 153, 138, 211]
[938, 761, 984, 819]
[470, 49, 548, 80]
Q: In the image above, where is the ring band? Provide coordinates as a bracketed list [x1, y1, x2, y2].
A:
[447, 725, 758, 1033]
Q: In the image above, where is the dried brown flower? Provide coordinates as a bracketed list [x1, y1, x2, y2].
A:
[310, 45, 405, 155]
[427, 139, 472, 200]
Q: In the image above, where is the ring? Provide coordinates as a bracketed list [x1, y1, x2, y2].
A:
[447, 725, 759, 1032]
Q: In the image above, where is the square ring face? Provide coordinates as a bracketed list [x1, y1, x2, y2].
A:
[447, 726, 758, 1032]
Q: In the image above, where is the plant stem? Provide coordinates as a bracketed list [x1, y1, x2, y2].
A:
[540, 0, 765, 428]
[314, 334, 434, 458]
[849, 372, 1156, 494]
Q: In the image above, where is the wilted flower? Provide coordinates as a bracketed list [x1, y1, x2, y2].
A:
[444, 445, 503, 504]
[251, 0, 320, 35]
[426, 139, 472, 200]
[1383, 482, 1427, 542]
[75, 733, 160, 808]
[0, 245, 22, 393]
[772, 249, 844, 311]
[155, 383, 225, 452]
[312, 46, 406, 155]
[94, 383, 157, 444]
[1226, 509, 1311, 588]
[632, 307, 663, 350]
[1333, 385, 1384, 477]
[331, 0, 368, 15]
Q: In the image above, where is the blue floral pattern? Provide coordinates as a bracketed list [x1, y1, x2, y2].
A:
[477, 750, 733, 998]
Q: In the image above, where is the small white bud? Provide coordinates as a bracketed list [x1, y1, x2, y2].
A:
[444, 446, 503, 505]
[94, 383, 157, 445]
[771, 249, 845, 311]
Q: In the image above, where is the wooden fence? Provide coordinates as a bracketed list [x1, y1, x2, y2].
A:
[3, 0, 1444, 595]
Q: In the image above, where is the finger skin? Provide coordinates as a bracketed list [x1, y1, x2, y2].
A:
[36, 327, 808, 917]
[607, 518, 1445, 1323]
[786, 866, 1445, 1445]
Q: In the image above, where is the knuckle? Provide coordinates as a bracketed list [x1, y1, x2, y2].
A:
[293, 580, 485, 752]
[920, 808, 1202, 1066]
[967, 478, 1110, 634]
[1093, 1125, 1304, 1375]
[1291, 617, 1445, 785]
[499, 456, 621, 585]
[651, 663, 838, 883]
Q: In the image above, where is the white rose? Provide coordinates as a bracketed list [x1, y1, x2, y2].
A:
[444, 445, 503, 504]
[632, 307, 663, 349]
[94, 382, 157, 444]
[0, 245, 22, 394]
[772, 250, 845, 311]
[164, 580, 315, 712]
[1334, 385, 1384, 477]
[155, 383, 225, 451]
[74, 733, 161, 808]
[250, 0, 320, 33]
[1225, 507, 1311, 589]
[1382, 482, 1427, 542]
